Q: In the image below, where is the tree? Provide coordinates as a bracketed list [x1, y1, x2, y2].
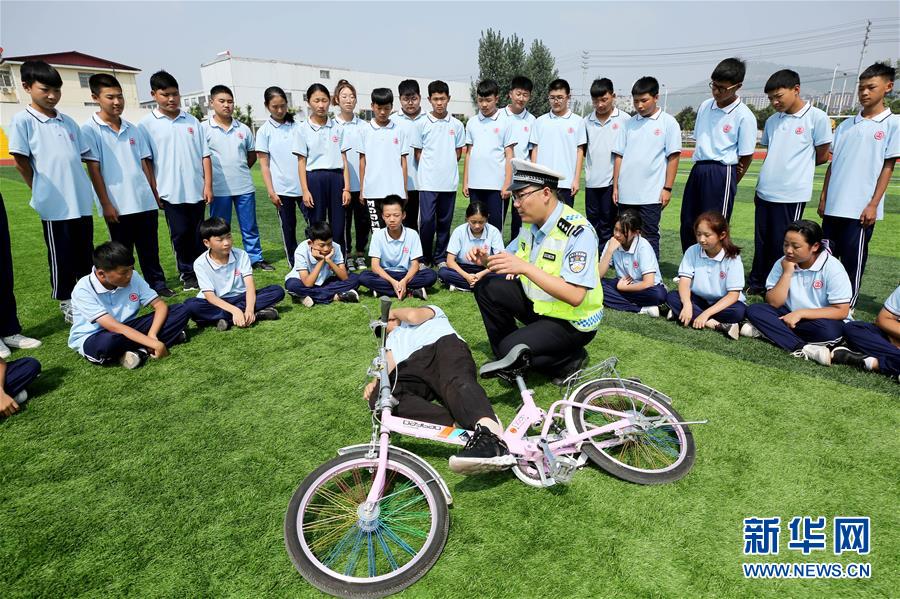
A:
[503, 33, 526, 95]
[747, 104, 775, 130]
[188, 104, 205, 121]
[524, 39, 559, 117]
[674, 106, 696, 132]
[233, 104, 254, 130]
[472, 31, 556, 115]
[471, 29, 508, 103]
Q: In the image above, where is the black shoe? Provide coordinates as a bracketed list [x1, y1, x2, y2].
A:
[745, 286, 766, 297]
[831, 346, 868, 369]
[176, 330, 188, 344]
[156, 287, 176, 298]
[216, 318, 232, 331]
[254, 307, 280, 321]
[181, 276, 199, 292]
[252, 260, 275, 271]
[337, 290, 360, 303]
[551, 349, 589, 386]
[448, 424, 514, 475]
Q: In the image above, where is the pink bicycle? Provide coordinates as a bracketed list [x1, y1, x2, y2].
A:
[285, 298, 704, 597]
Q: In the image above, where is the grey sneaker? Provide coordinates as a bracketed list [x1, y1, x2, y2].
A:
[740, 322, 761, 338]
[60, 300, 73, 324]
[255, 307, 280, 320]
[356, 256, 366, 270]
[639, 305, 660, 318]
[713, 322, 740, 340]
[0, 339, 10, 359]
[13, 389, 27, 405]
[301, 296, 315, 308]
[216, 318, 232, 331]
[119, 350, 147, 370]
[2, 334, 42, 349]
[792, 344, 831, 366]
[410, 288, 427, 300]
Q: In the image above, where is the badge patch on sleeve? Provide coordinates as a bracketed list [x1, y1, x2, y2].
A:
[567, 251, 587, 273]
[542, 251, 557, 261]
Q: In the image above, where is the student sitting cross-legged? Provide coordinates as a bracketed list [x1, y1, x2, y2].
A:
[358, 196, 437, 299]
[438, 200, 503, 292]
[666, 211, 747, 340]
[184, 218, 285, 330]
[598, 209, 668, 317]
[284, 221, 360, 307]
[831, 284, 900, 382]
[68, 241, 190, 369]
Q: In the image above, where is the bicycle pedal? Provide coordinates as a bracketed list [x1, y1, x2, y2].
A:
[550, 455, 579, 484]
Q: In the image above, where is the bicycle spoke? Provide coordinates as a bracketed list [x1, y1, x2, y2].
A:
[380, 522, 418, 556]
[344, 527, 366, 576]
[374, 525, 400, 570]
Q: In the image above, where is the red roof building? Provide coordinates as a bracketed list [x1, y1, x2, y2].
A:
[2, 51, 140, 72]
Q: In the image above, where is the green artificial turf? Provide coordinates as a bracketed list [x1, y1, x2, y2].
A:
[0, 160, 897, 598]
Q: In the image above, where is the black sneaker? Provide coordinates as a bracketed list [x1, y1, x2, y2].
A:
[156, 287, 176, 298]
[448, 424, 514, 475]
[550, 349, 589, 386]
[337, 290, 360, 303]
[255, 307, 280, 321]
[252, 260, 275, 272]
[410, 287, 427, 300]
[831, 346, 868, 369]
[181, 276, 199, 292]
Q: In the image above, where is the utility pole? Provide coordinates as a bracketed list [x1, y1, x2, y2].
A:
[827, 64, 839, 115]
[581, 50, 589, 116]
[856, 20, 871, 76]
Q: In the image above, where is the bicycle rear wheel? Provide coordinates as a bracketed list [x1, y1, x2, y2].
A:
[285, 449, 449, 597]
[564, 379, 695, 484]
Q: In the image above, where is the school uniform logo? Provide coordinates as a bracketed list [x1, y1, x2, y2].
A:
[524, 126, 530, 132]
[393, 137, 399, 144]
[633, 260, 640, 269]
[69, 132, 76, 141]
[234, 269, 241, 277]
[720, 271, 727, 279]
[331, 135, 339, 143]
[187, 127, 194, 135]
[493, 127, 500, 134]
[723, 124, 732, 133]
[237, 132, 245, 140]
[813, 280, 823, 289]
[129, 138, 136, 146]
[449, 129, 456, 136]
[129, 293, 139, 302]
[568, 127, 575, 134]
[402, 247, 409, 254]
[612, 123, 620, 130]
[795, 127, 804, 135]
[654, 129, 662, 136]
[567, 251, 587, 273]
[874, 131, 885, 140]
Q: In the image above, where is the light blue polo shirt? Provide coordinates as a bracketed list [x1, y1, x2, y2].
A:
[411, 112, 466, 192]
[368, 226, 423, 271]
[585, 109, 631, 188]
[390, 111, 426, 191]
[447, 222, 504, 265]
[465, 110, 515, 190]
[678, 244, 746, 303]
[603, 234, 663, 285]
[8, 106, 95, 221]
[613, 108, 682, 205]
[193, 248, 253, 299]
[387, 305, 462, 364]
[359, 120, 408, 199]
[502, 106, 536, 161]
[68, 269, 158, 355]
[293, 118, 348, 171]
[528, 110, 588, 189]
[765, 251, 852, 313]
[201, 117, 255, 196]
[884, 285, 900, 318]
[757, 103, 833, 203]
[692, 97, 757, 164]
[335, 114, 364, 192]
[824, 109, 900, 220]
[286, 240, 345, 286]
[81, 114, 157, 216]
[138, 109, 210, 205]
[255, 118, 302, 197]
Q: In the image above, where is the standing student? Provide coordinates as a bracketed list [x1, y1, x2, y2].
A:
[666, 211, 746, 340]
[1, 193, 41, 359]
[82, 74, 173, 298]
[612, 76, 682, 259]
[294, 83, 351, 248]
[529, 79, 587, 207]
[833, 284, 900, 381]
[332, 79, 367, 271]
[1, 356, 41, 419]
[391, 79, 426, 231]
[742, 220, 851, 366]
[680, 58, 757, 252]
[747, 69, 832, 296]
[138, 70, 213, 292]
[438, 201, 503, 292]
[9, 60, 96, 322]
[257, 86, 304, 266]
[584, 78, 631, 248]
[818, 62, 899, 307]
[359, 87, 408, 235]
[500, 75, 535, 242]
[284, 221, 360, 307]
[202, 85, 272, 271]
[412, 80, 466, 267]
[463, 79, 515, 232]
[598, 209, 667, 317]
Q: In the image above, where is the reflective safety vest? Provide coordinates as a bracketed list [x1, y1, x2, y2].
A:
[514, 204, 604, 332]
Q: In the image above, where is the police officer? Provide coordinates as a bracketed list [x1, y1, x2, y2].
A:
[469, 159, 603, 385]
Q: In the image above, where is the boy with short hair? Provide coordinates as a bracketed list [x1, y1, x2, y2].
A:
[501, 75, 536, 241]
[138, 70, 213, 292]
[358, 196, 438, 299]
[391, 79, 426, 231]
[612, 76, 682, 258]
[360, 87, 408, 231]
[68, 241, 190, 369]
[463, 78, 516, 232]
[528, 78, 587, 207]
[411, 80, 466, 267]
[9, 60, 96, 323]
[82, 73, 174, 298]
[1, 356, 41, 419]
[201, 85, 273, 272]
[284, 221, 360, 306]
[584, 78, 631, 247]
[184, 218, 285, 330]
[818, 62, 899, 307]
[746, 69, 832, 295]
[680, 58, 757, 252]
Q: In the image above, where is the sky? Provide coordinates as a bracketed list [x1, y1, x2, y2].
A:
[1, 0, 898, 105]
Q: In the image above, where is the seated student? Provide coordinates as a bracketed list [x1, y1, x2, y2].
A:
[68, 241, 190, 369]
[1, 356, 41, 418]
[362, 305, 511, 474]
[598, 209, 667, 317]
[666, 211, 747, 340]
[438, 201, 503, 292]
[284, 221, 360, 307]
[832, 284, 900, 382]
[185, 218, 285, 330]
[358, 196, 438, 299]
[743, 220, 851, 365]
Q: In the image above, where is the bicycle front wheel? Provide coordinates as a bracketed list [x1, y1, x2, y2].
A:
[284, 450, 449, 598]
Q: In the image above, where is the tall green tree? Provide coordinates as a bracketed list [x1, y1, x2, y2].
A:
[674, 106, 697, 131]
[472, 28, 508, 103]
[524, 39, 559, 117]
[503, 33, 526, 97]
[472, 31, 556, 115]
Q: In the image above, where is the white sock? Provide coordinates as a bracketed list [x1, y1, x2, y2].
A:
[863, 357, 876, 371]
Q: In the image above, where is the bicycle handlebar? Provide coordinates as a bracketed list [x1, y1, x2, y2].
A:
[379, 296, 392, 323]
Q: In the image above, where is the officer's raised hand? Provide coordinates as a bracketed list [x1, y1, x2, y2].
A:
[486, 251, 530, 276]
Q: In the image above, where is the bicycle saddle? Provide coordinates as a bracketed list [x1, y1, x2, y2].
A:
[479, 344, 532, 380]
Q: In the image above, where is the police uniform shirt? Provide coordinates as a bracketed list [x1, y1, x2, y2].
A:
[602, 234, 663, 285]
[390, 111, 426, 191]
[692, 97, 757, 164]
[756, 103, 833, 203]
[335, 114, 364, 193]
[201, 118, 255, 196]
[447, 222, 505, 265]
[528, 110, 587, 189]
[585, 108, 631, 189]
[255, 118, 302, 197]
[765, 251, 852, 313]
[9, 106, 95, 220]
[678, 243, 746, 303]
[884, 285, 900, 318]
[612, 108, 682, 205]
[293, 118, 348, 170]
[358, 120, 408, 199]
[368, 226, 424, 271]
[192, 248, 253, 299]
[138, 109, 210, 205]
[67, 269, 158, 355]
[286, 240, 346, 286]
[410, 112, 466, 192]
[386, 305, 462, 364]
[502, 106, 536, 161]
[81, 114, 157, 215]
[465, 110, 516, 190]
